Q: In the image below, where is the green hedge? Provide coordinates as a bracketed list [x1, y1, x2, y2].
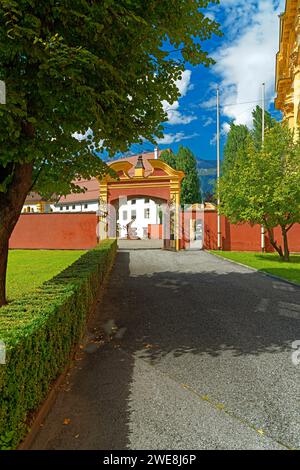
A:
[0, 239, 117, 449]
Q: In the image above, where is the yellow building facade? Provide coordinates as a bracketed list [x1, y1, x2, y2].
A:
[275, 0, 300, 130]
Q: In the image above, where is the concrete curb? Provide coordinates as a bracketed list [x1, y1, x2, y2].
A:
[206, 250, 300, 290]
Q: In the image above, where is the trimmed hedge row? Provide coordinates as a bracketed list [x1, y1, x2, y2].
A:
[0, 239, 117, 449]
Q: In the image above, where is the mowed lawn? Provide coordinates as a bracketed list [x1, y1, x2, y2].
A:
[6, 250, 86, 301]
[210, 251, 300, 285]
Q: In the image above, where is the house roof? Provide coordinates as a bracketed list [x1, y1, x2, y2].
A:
[57, 178, 100, 204]
[57, 150, 171, 204]
[110, 150, 167, 178]
[24, 192, 56, 204]
[25, 149, 172, 205]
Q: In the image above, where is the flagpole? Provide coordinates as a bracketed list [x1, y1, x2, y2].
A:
[217, 85, 221, 250]
[261, 82, 265, 253]
[0, 80, 6, 105]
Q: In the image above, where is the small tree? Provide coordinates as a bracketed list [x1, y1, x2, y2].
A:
[161, 146, 202, 205]
[219, 123, 300, 261]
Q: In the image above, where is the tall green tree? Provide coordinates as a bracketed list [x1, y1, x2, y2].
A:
[176, 146, 202, 206]
[252, 105, 276, 149]
[222, 107, 275, 175]
[161, 145, 201, 205]
[222, 122, 250, 174]
[160, 149, 177, 169]
[0, 0, 220, 305]
[219, 123, 300, 261]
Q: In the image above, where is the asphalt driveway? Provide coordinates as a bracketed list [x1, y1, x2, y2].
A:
[31, 248, 300, 450]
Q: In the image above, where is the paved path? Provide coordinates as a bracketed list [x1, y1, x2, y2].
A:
[32, 249, 300, 450]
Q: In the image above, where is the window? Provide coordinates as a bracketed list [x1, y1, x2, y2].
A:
[72, 205, 76, 210]
[66, 206, 69, 210]
[131, 210, 136, 220]
[131, 199, 136, 205]
[60, 206, 63, 211]
[145, 198, 150, 203]
[144, 208, 150, 219]
[84, 203, 88, 209]
[123, 210, 127, 221]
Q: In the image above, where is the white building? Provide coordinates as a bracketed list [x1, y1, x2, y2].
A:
[117, 197, 162, 239]
[22, 151, 166, 240]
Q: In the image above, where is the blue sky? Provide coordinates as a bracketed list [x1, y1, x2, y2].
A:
[132, 0, 285, 162]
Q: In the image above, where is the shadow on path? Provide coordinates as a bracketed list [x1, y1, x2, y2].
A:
[31, 250, 300, 450]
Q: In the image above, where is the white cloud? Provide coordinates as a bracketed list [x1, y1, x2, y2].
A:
[163, 70, 196, 125]
[203, 116, 214, 127]
[156, 132, 199, 145]
[222, 122, 231, 134]
[73, 128, 93, 141]
[210, 122, 231, 146]
[73, 128, 104, 150]
[208, 1, 285, 127]
[177, 69, 194, 96]
[206, 12, 216, 22]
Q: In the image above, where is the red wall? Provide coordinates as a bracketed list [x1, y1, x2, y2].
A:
[148, 224, 163, 239]
[9, 213, 98, 250]
[202, 210, 300, 252]
[10, 210, 300, 252]
[273, 225, 300, 253]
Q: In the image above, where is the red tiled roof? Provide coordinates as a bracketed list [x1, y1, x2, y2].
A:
[26, 150, 171, 205]
[58, 178, 100, 204]
[58, 150, 170, 203]
[25, 192, 57, 204]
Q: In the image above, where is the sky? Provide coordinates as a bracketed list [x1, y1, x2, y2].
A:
[131, 0, 285, 162]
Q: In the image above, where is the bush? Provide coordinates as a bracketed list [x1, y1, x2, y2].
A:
[0, 239, 117, 449]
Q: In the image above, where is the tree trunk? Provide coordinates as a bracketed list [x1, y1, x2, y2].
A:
[0, 162, 33, 306]
[265, 225, 284, 259]
[281, 225, 290, 262]
[0, 238, 8, 306]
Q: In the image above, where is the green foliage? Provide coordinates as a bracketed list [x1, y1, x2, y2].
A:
[219, 123, 300, 258]
[176, 146, 202, 205]
[220, 124, 300, 226]
[222, 107, 276, 175]
[222, 122, 250, 174]
[0, 239, 117, 449]
[251, 105, 276, 149]
[160, 149, 176, 169]
[161, 146, 202, 205]
[0, 0, 221, 196]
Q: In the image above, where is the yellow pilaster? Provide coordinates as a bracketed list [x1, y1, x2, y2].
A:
[98, 158, 184, 250]
[98, 182, 108, 242]
[170, 178, 181, 251]
[294, 67, 300, 137]
[36, 202, 45, 213]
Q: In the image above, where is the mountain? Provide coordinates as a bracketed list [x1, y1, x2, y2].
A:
[197, 159, 217, 198]
[197, 159, 217, 171]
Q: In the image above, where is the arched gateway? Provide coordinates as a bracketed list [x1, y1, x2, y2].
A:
[97, 153, 184, 251]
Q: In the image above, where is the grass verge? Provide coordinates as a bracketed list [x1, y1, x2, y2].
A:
[7, 250, 86, 301]
[210, 251, 300, 285]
